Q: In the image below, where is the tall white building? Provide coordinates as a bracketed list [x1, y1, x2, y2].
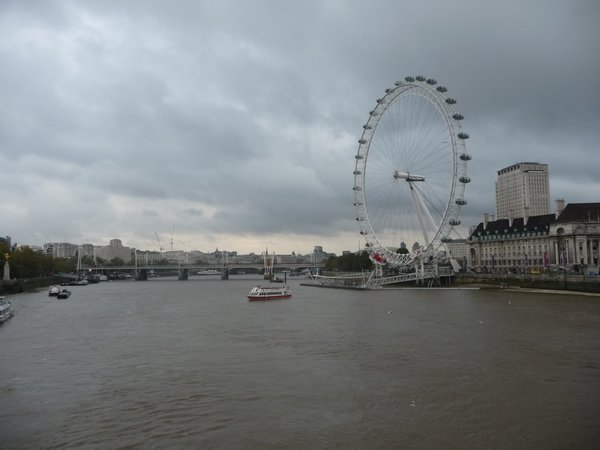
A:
[43, 242, 78, 258]
[495, 162, 550, 220]
[95, 239, 133, 263]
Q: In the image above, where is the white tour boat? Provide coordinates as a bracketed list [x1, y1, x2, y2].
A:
[247, 285, 292, 301]
[0, 297, 14, 323]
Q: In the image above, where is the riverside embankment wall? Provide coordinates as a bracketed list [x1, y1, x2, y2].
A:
[455, 273, 600, 294]
[0, 277, 56, 295]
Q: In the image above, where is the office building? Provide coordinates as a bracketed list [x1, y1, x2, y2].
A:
[495, 162, 550, 220]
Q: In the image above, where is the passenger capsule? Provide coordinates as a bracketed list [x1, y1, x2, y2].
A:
[354, 202, 363, 206]
[376, 98, 383, 104]
[449, 219, 461, 226]
[405, 76, 415, 82]
[394, 81, 403, 86]
[363, 124, 372, 129]
[459, 176, 471, 183]
[445, 98, 457, 105]
[457, 132, 469, 140]
[385, 88, 391, 93]
[369, 110, 379, 116]
[452, 113, 464, 120]
[426, 78, 437, 85]
[460, 153, 472, 161]
[360, 230, 369, 235]
[359, 139, 367, 144]
[353, 186, 362, 191]
[355, 154, 364, 159]
[415, 75, 426, 81]
[436, 86, 447, 93]
[353, 170, 362, 175]
[455, 199, 467, 206]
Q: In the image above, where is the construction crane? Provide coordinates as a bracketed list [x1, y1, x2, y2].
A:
[155, 232, 164, 254]
[170, 225, 175, 252]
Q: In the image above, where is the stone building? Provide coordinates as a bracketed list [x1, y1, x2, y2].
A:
[43, 242, 79, 258]
[468, 201, 600, 275]
[444, 238, 468, 266]
[468, 212, 554, 274]
[550, 203, 600, 273]
[95, 239, 134, 263]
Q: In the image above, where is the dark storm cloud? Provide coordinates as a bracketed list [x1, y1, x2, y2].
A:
[1, 0, 598, 253]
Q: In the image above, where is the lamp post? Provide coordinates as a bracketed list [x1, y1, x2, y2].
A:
[557, 228, 567, 290]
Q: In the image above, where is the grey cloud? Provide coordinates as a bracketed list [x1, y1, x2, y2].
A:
[1, 0, 598, 253]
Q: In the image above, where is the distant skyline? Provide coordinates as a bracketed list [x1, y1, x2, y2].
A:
[2, 0, 599, 255]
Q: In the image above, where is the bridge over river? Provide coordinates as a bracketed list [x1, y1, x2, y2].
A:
[62, 262, 324, 281]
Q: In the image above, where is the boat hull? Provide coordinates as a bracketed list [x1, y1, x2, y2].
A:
[247, 294, 292, 301]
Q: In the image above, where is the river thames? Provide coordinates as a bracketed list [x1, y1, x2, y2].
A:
[1, 276, 599, 449]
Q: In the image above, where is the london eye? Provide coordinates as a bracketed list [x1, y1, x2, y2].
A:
[353, 76, 471, 267]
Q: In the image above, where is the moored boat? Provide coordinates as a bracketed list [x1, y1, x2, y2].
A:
[57, 289, 71, 299]
[247, 285, 292, 301]
[49, 285, 60, 296]
[0, 296, 14, 323]
[197, 269, 220, 276]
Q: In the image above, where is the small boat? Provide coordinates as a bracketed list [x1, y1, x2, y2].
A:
[197, 269, 220, 276]
[49, 285, 61, 296]
[57, 289, 71, 299]
[0, 296, 15, 323]
[247, 285, 292, 301]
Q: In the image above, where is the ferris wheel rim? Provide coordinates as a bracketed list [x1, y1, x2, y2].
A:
[353, 77, 470, 266]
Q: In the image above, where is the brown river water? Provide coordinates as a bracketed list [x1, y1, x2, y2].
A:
[1, 276, 599, 449]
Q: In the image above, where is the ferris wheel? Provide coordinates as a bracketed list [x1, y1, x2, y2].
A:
[353, 76, 471, 267]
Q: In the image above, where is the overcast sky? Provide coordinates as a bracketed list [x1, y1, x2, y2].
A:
[1, 0, 599, 255]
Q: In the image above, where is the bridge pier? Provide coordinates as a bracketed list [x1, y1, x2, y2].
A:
[178, 268, 189, 280]
[136, 268, 148, 281]
[221, 267, 229, 280]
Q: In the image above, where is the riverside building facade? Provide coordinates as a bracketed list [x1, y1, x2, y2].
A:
[468, 212, 554, 274]
[468, 202, 600, 274]
[550, 203, 600, 272]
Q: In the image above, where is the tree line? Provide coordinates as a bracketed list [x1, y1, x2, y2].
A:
[0, 242, 171, 279]
[323, 251, 373, 272]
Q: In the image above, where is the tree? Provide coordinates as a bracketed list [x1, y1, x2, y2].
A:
[324, 251, 373, 272]
[7, 247, 52, 278]
[0, 242, 10, 265]
[109, 257, 125, 266]
[0, 244, 76, 279]
[80, 255, 96, 267]
[53, 257, 77, 274]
